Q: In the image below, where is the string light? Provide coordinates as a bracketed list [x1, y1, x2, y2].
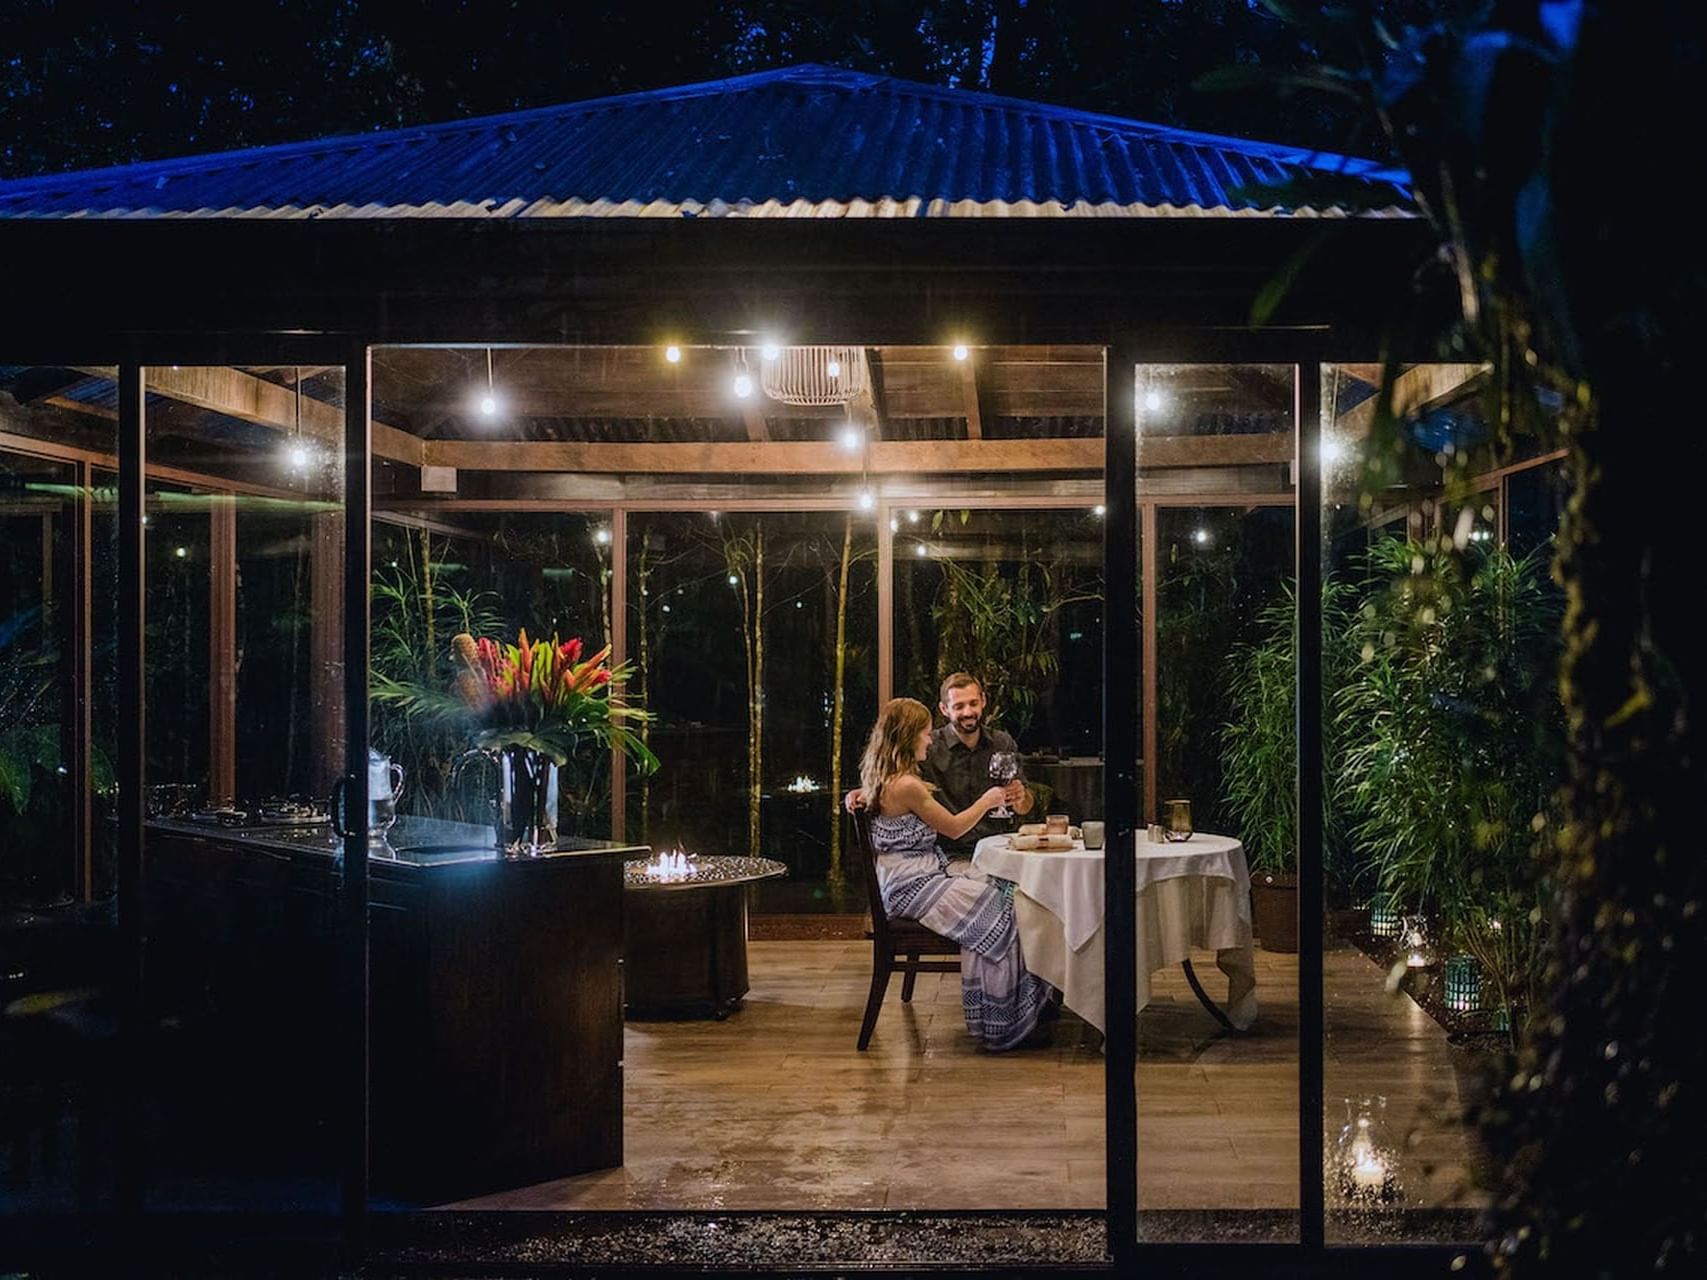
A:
[906, 510, 920, 523]
[1321, 437, 1346, 465]
[732, 353, 754, 399]
[856, 489, 875, 512]
[914, 543, 928, 557]
[760, 340, 781, 361]
[825, 357, 841, 378]
[838, 423, 863, 451]
[664, 344, 682, 364]
[1093, 504, 1106, 516]
[889, 518, 899, 532]
[951, 343, 969, 362]
[478, 348, 500, 418]
[1143, 389, 1165, 413]
[1193, 528, 1210, 545]
[175, 546, 188, 559]
[285, 366, 312, 472]
[594, 527, 611, 545]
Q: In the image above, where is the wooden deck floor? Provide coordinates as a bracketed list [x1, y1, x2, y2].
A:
[450, 939, 1486, 1213]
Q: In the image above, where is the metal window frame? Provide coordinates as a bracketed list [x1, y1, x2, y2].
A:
[37, 329, 1478, 1274]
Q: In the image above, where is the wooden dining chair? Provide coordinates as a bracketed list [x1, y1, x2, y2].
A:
[852, 809, 960, 1050]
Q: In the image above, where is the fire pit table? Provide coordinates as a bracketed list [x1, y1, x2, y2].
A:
[622, 855, 786, 1019]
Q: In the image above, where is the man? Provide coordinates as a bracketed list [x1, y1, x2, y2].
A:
[848, 672, 1033, 860]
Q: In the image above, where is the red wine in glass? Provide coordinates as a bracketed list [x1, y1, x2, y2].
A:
[988, 751, 1020, 818]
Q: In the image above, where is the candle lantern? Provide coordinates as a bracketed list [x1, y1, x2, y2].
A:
[1444, 954, 1481, 1013]
[1369, 899, 1401, 939]
[1162, 798, 1194, 842]
[1401, 917, 1433, 968]
[1334, 1096, 1400, 1205]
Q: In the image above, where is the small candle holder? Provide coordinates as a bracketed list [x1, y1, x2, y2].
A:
[1369, 899, 1401, 939]
[1162, 798, 1193, 842]
[1444, 954, 1481, 1013]
[1334, 1095, 1400, 1206]
[1400, 917, 1433, 968]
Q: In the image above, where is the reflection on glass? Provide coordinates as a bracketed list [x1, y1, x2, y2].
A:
[0, 369, 119, 1215]
[1322, 363, 1566, 1242]
[1135, 364, 1297, 1240]
[139, 365, 346, 1213]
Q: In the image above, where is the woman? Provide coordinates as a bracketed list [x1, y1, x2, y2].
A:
[859, 696, 1053, 1051]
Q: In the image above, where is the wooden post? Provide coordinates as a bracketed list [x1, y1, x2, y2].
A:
[71, 460, 94, 898]
[877, 501, 894, 704]
[609, 506, 627, 840]
[311, 509, 346, 796]
[1139, 502, 1158, 824]
[208, 493, 237, 805]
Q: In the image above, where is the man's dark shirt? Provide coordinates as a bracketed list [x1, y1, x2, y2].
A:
[919, 722, 1026, 859]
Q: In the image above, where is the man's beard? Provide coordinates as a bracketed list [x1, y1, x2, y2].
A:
[953, 714, 982, 734]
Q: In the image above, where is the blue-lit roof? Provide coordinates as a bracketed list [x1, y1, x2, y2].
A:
[0, 64, 1410, 221]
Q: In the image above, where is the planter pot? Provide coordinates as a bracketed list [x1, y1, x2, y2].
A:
[1251, 872, 1298, 953]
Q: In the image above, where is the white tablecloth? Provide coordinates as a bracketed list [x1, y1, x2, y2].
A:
[971, 832, 1258, 1033]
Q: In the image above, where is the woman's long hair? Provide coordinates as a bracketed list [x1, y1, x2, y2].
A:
[859, 697, 932, 804]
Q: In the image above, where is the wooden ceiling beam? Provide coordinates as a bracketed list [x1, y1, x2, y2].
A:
[960, 359, 983, 440]
[420, 431, 1290, 475]
[74, 364, 423, 466]
[1334, 363, 1485, 439]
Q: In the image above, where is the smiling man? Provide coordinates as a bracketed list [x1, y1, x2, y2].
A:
[922, 672, 1034, 861]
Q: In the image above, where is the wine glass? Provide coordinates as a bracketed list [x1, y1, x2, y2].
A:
[988, 751, 1020, 819]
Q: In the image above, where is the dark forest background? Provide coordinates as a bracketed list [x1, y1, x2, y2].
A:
[0, 0, 1465, 180]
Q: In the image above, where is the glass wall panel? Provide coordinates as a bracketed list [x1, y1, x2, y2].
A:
[1321, 363, 1563, 1242]
[892, 505, 1105, 814]
[139, 366, 345, 1214]
[0, 368, 118, 1214]
[371, 510, 614, 835]
[1135, 364, 1297, 1241]
[628, 509, 877, 910]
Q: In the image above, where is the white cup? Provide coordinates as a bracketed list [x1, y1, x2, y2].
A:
[1081, 821, 1105, 850]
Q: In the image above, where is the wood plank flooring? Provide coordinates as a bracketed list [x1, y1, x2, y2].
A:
[448, 940, 1487, 1213]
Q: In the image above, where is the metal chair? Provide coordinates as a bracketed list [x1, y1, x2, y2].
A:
[851, 809, 959, 1050]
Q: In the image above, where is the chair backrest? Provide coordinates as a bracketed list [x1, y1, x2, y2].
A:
[852, 808, 893, 947]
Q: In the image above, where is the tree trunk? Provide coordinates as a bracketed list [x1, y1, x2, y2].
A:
[750, 524, 765, 858]
[635, 544, 651, 840]
[828, 515, 852, 884]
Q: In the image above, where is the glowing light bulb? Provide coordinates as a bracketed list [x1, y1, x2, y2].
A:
[856, 489, 875, 512]
[1143, 389, 1165, 413]
[838, 423, 863, 451]
[760, 341, 781, 361]
[906, 510, 920, 523]
[914, 543, 927, 557]
[287, 442, 312, 471]
[174, 546, 188, 559]
[728, 574, 739, 586]
[595, 527, 611, 545]
[732, 372, 754, 399]
[1321, 437, 1346, 466]
[825, 358, 841, 378]
[664, 345, 682, 364]
[951, 343, 969, 362]
[1193, 528, 1209, 545]
[889, 518, 899, 532]
[1093, 504, 1106, 516]
[479, 394, 498, 417]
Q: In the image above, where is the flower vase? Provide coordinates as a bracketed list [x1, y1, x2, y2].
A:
[498, 747, 559, 857]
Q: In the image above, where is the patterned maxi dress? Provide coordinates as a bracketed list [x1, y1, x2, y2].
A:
[869, 807, 1051, 1050]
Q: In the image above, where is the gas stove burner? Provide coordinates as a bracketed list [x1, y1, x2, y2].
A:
[255, 798, 328, 826]
[190, 806, 249, 826]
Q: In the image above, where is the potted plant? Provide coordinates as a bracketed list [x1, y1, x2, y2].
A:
[1220, 582, 1357, 952]
[1333, 539, 1562, 1043]
[374, 629, 657, 854]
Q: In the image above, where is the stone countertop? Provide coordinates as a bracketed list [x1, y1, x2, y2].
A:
[147, 814, 649, 869]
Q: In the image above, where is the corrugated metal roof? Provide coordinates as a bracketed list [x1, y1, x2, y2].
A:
[0, 64, 1410, 221]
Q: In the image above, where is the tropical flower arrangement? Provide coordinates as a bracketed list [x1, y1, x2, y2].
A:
[375, 629, 657, 772]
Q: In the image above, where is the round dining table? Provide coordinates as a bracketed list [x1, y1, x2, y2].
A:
[971, 831, 1257, 1033]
